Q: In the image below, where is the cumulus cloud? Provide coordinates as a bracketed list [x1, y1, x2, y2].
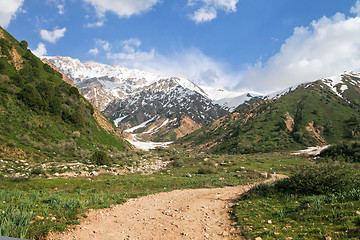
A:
[188, 0, 238, 23]
[0, 0, 24, 28]
[32, 43, 47, 57]
[40, 27, 66, 43]
[238, 12, 360, 92]
[82, 0, 161, 18]
[350, 0, 360, 16]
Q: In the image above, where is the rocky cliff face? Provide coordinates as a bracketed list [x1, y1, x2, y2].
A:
[104, 85, 228, 140]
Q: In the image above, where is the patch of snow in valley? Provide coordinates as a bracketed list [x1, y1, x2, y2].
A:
[124, 117, 157, 133]
[291, 145, 330, 156]
[113, 115, 128, 127]
[126, 138, 172, 151]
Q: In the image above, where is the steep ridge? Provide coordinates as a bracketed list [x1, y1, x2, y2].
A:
[177, 72, 360, 154]
[0, 27, 128, 166]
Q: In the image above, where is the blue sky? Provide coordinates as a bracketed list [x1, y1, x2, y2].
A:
[1, 0, 360, 93]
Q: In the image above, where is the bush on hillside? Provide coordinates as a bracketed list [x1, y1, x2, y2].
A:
[91, 150, 111, 166]
[18, 85, 45, 111]
[275, 162, 355, 195]
[320, 142, 360, 162]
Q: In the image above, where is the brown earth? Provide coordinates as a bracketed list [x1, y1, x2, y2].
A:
[306, 121, 326, 145]
[48, 174, 286, 240]
[284, 112, 294, 132]
[173, 115, 202, 139]
[0, 29, 23, 70]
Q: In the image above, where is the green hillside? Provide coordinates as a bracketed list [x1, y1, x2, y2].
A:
[178, 79, 360, 154]
[0, 27, 129, 167]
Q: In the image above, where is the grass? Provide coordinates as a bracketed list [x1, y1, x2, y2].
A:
[236, 190, 360, 239]
[0, 151, 309, 239]
[235, 161, 360, 239]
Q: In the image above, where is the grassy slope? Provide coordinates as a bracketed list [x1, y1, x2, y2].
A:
[0, 27, 129, 166]
[178, 81, 360, 154]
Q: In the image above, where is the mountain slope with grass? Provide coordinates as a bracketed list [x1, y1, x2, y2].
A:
[0, 27, 129, 173]
[177, 72, 360, 154]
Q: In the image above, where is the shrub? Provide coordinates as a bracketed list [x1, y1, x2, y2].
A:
[0, 61, 5, 73]
[69, 87, 80, 97]
[320, 142, 360, 162]
[197, 166, 217, 174]
[91, 150, 111, 166]
[275, 162, 355, 195]
[19, 40, 28, 49]
[18, 85, 45, 111]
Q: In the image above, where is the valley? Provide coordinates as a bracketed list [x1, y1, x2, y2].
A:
[0, 23, 360, 240]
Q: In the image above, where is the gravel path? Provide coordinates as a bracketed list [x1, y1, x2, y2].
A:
[49, 174, 286, 240]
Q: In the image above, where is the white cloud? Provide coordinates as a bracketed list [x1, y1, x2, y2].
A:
[188, 0, 238, 23]
[102, 38, 236, 89]
[46, 0, 65, 15]
[0, 0, 24, 28]
[86, 20, 105, 28]
[192, 8, 217, 23]
[106, 38, 155, 68]
[57, 4, 65, 15]
[238, 12, 360, 92]
[88, 48, 99, 55]
[96, 39, 111, 51]
[32, 43, 47, 57]
[40, 27, 66, 43]
[88, 39, 112, 56]
[351, 0, 360, 16]
[82, 0, 161, 18]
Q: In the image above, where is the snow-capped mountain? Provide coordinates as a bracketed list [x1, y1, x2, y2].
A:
[48, 56, 209, 110]
[104, 85, 228, 141]
[46, 56, 238, 139]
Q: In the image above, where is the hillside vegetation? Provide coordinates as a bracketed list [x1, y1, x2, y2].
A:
[178, 79, 360, 154]
[0, 27, 129, 171]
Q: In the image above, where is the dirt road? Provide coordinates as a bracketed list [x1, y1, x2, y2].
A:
[49, 174, 286, 240]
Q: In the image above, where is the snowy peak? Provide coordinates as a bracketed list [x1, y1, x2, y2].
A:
[48, 56, 163, 84]
[48, 56, 206, 96]
[321, 71, 360, 99]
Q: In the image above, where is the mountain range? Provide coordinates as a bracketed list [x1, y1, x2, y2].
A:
[47, 56, 254, 140]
